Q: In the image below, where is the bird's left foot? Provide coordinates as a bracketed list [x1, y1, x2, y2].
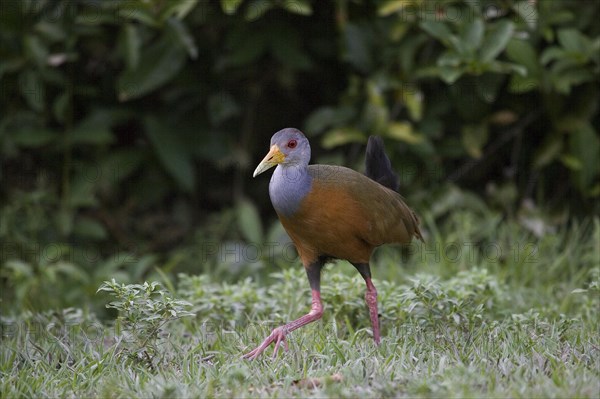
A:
[242, 326, 289, 360]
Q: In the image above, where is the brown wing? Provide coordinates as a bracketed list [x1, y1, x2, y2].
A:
[278, 165, 422, 265]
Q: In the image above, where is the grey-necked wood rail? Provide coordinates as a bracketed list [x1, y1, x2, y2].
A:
[244, 128, 423, 359]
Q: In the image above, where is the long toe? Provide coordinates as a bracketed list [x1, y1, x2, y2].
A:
[242, 327, 287, 360]
[242, 339, 272, 360]
[271, 329, 288, 359]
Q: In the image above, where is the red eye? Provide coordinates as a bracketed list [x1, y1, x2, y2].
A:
[287, 139, 297, 148]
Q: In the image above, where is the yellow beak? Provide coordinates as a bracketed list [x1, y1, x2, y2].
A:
[253, 145, 285, 177]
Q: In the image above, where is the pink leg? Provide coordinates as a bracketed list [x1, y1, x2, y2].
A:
[364, 277, 380, 344]
[242, 289, 323, 360]
[352, 262, 381, 344]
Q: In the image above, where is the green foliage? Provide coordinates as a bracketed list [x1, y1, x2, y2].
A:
[97, 279, 194, 368]
[394, 268, 503, 327]
[2, 239, 598, 397]
[1, 0, 597, 207]
[171, 213, 600, 342]
[1, 4, 597, 394]
[0, 187, 157, 312]
[177, 274, 271, 326]
[306, 0, 599, 201]
[1, 0, 599, 316]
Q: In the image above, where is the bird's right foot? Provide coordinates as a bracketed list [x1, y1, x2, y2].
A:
[242, 326, 289, 360]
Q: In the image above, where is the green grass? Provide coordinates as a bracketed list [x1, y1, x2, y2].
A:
[1, 215, 599, 398]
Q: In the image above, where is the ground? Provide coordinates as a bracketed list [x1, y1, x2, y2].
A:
[1, 215, 598, 398]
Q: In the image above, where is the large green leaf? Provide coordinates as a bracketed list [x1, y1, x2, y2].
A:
[121, 23, 141, 70]
[236, 199, 263, 243]
[570, 123, 600, 192]
[117, 32, 187, 101]
[117, 4, 159, 27]
[160, 0, 199, 21]
[486, 60, 527, 76]
[245, 0, 273, 21]
[271, 32, 312, 70]
[388, 122, 423, 144]
[343, 23, 374, 73]
[305, 106, 355, 135]
[438, 51, 462, 67]
[321, 127, 365, 149]
[461, 123, 489, 159]
[508, 75, 539, 93]
[550, 67, 595, 94]
[208, 92, 241, 126]
[420, 21, 453, 45]
[68, 110, 116, 145]
[540, 47, 566, 65]
[506, 39, 539, 75]
[480, 20, 514, 62]
[12, 129, 57, 147]
[305, 107, 338, 134]
[73, 217, 108, 240]
[166, 18, 198, 59]
[52, 91, 69, 123]
[438, 65, 464, 84]
[144, 116, 195, 192]
[24, 34, 48, 68]
[403, 87, 423, 121]
[512, 0, 538, 29]
[221, 29, 268, 68]
[557, 29, 588, 53]
[461, 19, 484, 54]
[378, 0, 411, 16]
[19, 69, 45, 112]
[221, 0, 244, 15]
[533, 134, 563, 169]
[282, 0, 312, 15]
[68, 128, 113, 146]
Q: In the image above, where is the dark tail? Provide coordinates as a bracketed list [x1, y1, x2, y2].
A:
[365, 136, 399, 192]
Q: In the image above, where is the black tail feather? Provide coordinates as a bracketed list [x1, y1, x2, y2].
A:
[365, 136, 399, 192]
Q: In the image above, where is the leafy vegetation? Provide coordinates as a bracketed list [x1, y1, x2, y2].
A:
[2, 212, 599, 397]
[2, 0, 598, 313]
[0, 1, 598, 397]
[97, 280, 195, 369]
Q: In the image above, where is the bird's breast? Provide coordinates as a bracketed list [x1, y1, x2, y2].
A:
[269, 165, 312, 218]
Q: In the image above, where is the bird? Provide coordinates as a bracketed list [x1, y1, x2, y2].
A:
[244, 128, 423, 359]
